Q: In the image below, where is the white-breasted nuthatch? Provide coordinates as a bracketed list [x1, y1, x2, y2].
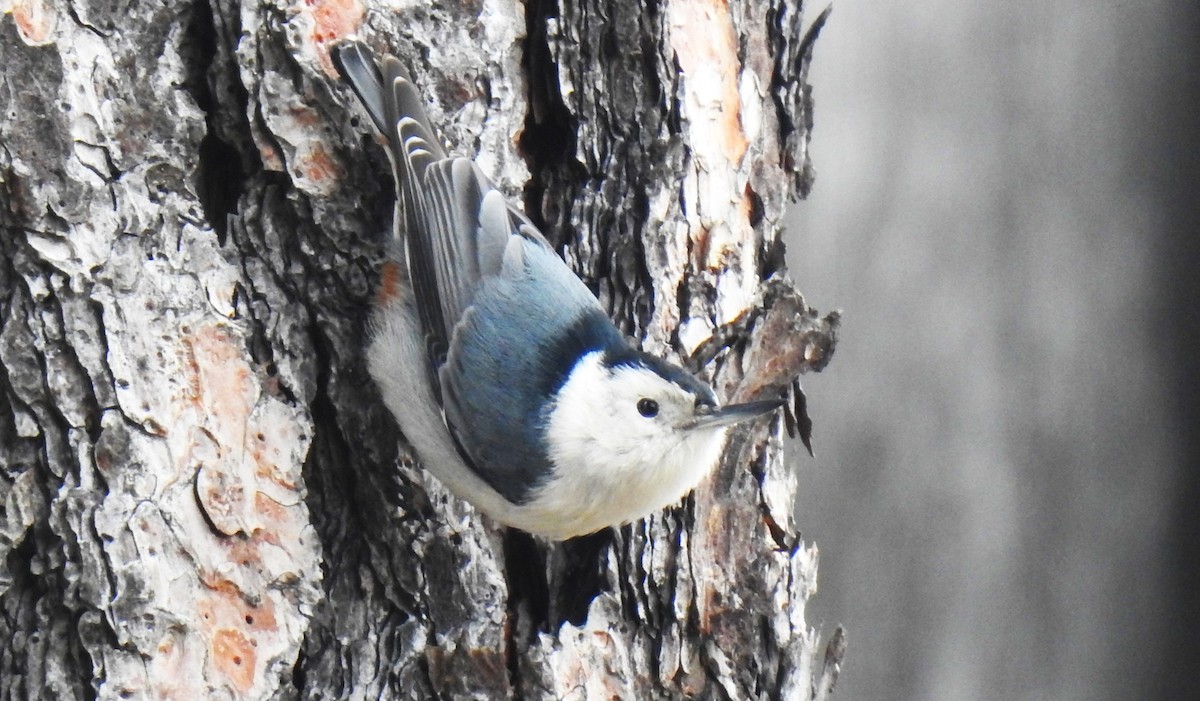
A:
[333, 41, 782, 540]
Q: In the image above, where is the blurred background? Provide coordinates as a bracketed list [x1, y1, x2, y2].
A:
[785, 1, 1199, 699]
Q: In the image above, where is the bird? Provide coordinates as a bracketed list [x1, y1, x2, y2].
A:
[332, 40, 783, 540]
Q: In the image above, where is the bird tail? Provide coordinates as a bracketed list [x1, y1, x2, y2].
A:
[333, 39, 454, 376]
[331, 41, 386, 134]
[332, 41, 447, 205]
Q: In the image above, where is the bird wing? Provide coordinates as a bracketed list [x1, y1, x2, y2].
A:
[337, 41, 609, 501]
[336, 41, 548, 382]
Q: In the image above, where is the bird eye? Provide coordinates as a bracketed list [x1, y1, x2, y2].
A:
[637, 398, 659, 418]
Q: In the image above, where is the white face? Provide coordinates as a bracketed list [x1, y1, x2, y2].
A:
[596, 363, 708, 453]
[533, 352, 729, 537]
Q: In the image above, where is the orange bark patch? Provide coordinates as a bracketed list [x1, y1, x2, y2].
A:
[198, 579, 280, 693]
[212, 628, 257, 692]
[288, 105, 323, 127]
[251, 493, 288, 540]
[668, 0, 749, 165]
[296, 142, 343, 189]
[183, 324, 258, 535]
[11, 0, 56, 46]
[259, 142, 285, 172]
[304, 0, 365, 77]
[185, 325, 255, 426]
[250, 421, 305, 491]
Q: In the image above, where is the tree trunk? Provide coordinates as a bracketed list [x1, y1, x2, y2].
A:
[0, 0, 841, 698]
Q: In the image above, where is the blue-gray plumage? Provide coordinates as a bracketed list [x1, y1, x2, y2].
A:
[440, 243, 611, 503]
[333, 41, 782, 539]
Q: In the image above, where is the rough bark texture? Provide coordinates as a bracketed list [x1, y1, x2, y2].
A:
[0, 0, 841, 698]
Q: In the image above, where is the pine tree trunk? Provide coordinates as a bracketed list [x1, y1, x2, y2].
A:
[0, 0, 841, 698]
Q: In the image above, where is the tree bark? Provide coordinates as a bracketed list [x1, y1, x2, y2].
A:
[0, 0, 841, 698]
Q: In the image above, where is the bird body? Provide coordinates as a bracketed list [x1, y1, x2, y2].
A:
[334, 42, 781, 539]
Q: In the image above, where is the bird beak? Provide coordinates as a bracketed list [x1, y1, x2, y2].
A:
[687, 399, 784, 430]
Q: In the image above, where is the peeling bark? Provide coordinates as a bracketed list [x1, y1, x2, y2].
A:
[0, 0, 841, 698]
